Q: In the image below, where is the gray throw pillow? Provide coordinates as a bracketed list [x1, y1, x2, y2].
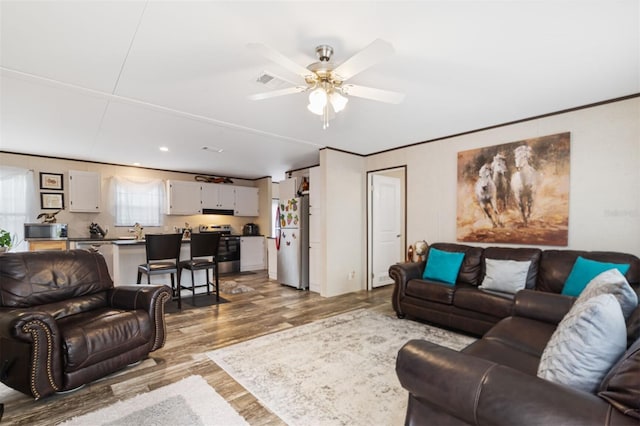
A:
[479, 258, 531, 294]
[537, 294, 627, 393]
[575, 268, 638, 319]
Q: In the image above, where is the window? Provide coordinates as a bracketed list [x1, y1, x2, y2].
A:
[112, 176, 164, 226]
[0, 166, 35, 251]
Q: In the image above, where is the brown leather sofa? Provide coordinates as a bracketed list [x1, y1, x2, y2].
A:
[0, 250, 171, 399]
[389, 243, 640, 335]
[396, 289, 640, 425]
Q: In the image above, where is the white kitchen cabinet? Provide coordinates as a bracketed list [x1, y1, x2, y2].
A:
[166, 180, 201, 215]
[201, 183, 235, 210]
[240, 236, 265, 271]
[69, 170, 101, 212]
[234, 186, 259, 216]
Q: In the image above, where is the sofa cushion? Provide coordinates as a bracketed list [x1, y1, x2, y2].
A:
[453, 287, 513, 318]
[537, 294, 627, 393]
[58, 308, 152, 373]
[479, 259, 532, 294]
[429, 243, 483, 285]
[406, 279, 456, 304]
[482, 247, 542, 289]
[482, 316, 556, 358]
[598, 337, 640, 419]
[462, 339, 541, 376]
[562, 256, 631, 297]
[423, 248, 465, 285]
[537, 250, 640, 294]
[576, 269, 638, 319]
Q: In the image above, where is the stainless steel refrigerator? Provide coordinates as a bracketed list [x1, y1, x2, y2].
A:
[277, 195, 309, 289]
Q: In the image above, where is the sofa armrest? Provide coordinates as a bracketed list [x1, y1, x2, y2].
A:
[0, 310, 63, 399]
[389, 261, 425, 315]
[397, 340, 624, 426]
[513, 289, 575, 325]
[107, 285, 172, 351]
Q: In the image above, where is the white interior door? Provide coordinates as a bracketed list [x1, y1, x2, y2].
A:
[371, 174, 402, 288]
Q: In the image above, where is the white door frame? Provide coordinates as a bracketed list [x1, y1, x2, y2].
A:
[367, 166, 406, 290]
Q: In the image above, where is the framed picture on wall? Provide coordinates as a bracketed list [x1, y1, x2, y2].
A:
[41, 192, 64, 210]
[40, 172, 64, 190]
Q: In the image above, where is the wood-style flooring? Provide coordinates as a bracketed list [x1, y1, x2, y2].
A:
[1, 271, 395, 425]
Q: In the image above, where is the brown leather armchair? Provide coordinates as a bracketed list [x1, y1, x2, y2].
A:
[0, 250, 171, 399]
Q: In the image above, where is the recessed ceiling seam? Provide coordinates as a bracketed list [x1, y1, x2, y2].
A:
[0, 67, 324, 149]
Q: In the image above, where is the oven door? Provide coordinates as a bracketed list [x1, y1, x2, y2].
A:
[217, 236, 240, 273]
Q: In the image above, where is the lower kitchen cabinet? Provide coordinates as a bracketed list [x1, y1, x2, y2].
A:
[240, 236, 265, 271]
[28, 240, 68, 251]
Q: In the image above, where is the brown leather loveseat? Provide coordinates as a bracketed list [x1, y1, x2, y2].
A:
[0, 250, 171, 399]
[389, 243, 640, 335]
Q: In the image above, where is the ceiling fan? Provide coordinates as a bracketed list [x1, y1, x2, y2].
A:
[248, 39, 405, 129]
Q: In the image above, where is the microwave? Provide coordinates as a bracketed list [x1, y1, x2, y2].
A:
[24, 223, 68, 240]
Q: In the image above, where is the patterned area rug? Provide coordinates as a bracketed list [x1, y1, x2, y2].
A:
[59, 375, 248, 426]
[220, 279, 255, 294]
[207, 309, 475, 426]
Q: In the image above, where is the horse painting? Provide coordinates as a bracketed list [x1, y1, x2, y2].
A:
[491, 153, 509, 213]
[510, 145, 537, 225]
[475, 164, 502, 227]
[457, 131, 570, 246]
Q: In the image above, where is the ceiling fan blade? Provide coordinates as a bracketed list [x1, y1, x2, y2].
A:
[341, 84, 405, 104]
[247, 43, 312, 78]
[248, 86, 307, 101]
[332, 39, 394, 82]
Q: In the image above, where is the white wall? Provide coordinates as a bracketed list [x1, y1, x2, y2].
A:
[366, 97, 640, 257]
[320, 149, 366, 297]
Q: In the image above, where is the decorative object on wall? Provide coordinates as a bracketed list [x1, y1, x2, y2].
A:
[457, 132, 570, 246]
[39, 172, 63, 190]
[40, 193, 64, 210]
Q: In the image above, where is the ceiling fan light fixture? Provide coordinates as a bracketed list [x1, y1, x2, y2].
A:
[307, 87, 327, 115]
[329, 91, 348, 113]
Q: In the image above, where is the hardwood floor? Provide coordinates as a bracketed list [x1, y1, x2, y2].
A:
[1, 272, 395, 425]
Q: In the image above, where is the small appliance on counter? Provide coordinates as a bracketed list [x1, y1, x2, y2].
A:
[24, 223, 68, 240]
[89, 222, 108, 239]
[243, 223, 259, 236]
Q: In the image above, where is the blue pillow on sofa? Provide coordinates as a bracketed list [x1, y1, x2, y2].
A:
[561, 256, 631, 297]
[422, 247, 465, 285]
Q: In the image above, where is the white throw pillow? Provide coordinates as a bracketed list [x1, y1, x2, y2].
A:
[537, 294, 627, 393]
[479, 258, 532, 294]
[576, 268, 638, 319]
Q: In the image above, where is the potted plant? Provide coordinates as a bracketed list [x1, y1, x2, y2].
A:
[0, 229, 13, 253]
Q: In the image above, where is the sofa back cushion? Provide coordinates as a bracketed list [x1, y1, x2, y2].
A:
[0, 250, 113, 308]
[537, 250, 640, 294]
[598, 335, 640, 419]
[429, 243, 483, 285]
[482, 247, 542, 289]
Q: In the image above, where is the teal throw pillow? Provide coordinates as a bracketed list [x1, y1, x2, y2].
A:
[422, 248, 465, 285]
[562, 256, 631, 297]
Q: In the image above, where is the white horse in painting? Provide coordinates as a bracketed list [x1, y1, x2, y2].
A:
[511, 145, 537, 225]
[491, 153, 509, 213]
[475, 164, 502, 227]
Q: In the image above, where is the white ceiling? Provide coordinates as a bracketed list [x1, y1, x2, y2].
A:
[1, 1, 638, 180]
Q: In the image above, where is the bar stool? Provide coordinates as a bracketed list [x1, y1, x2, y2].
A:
[179, 233, 221, 306]
[137, 233, 183, 310]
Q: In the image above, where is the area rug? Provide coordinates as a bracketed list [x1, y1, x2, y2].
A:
[220, 279, 255, 294]
[60, 375, 248, 426]
[206, 309, 476, 426]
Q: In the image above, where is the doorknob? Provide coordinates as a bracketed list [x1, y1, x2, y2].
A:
[396, 234, 401, 238]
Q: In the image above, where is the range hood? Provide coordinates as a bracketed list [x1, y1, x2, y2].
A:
[202, 208, 234, 216]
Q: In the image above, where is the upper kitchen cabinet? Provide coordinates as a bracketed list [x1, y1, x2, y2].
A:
[234, 186, 259, 217]
[201, 183, 235, 210]
[69, 170, 101, 212]
[166, 180, 201, 215]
